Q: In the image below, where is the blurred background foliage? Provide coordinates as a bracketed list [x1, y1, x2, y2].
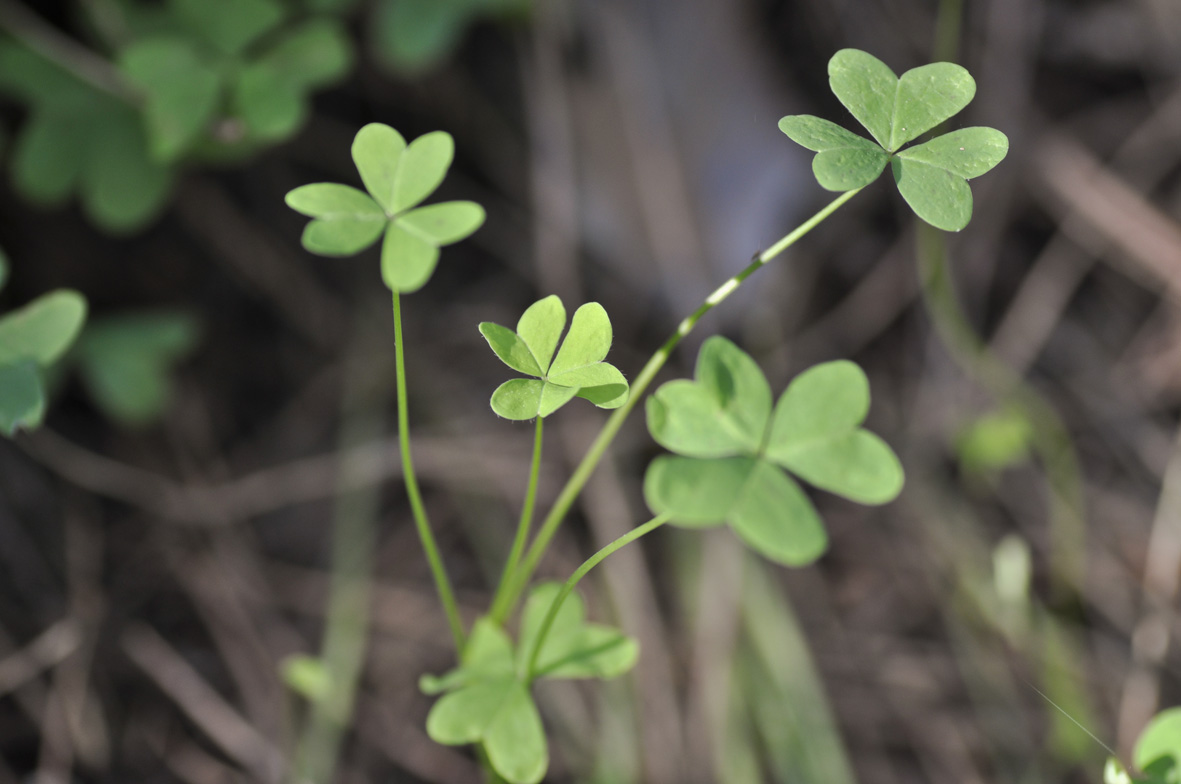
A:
[2, 0, 1181, 782]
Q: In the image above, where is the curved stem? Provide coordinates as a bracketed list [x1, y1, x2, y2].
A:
[392, 292, 466, 651]
[489, 187, 862, 622]
[523, 514, 669, 681]
[492, 416, 545, 606]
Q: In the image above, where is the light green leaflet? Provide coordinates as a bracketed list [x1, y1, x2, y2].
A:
[0, 289, 87, 436]
[286, 123, 485, 293]
[778, 48, 1008, 232]
[1112, 707, 1181, 784]
[480, 295, 629, 420]
[421, 584, 637, 784]
[644, 337, 902, 566]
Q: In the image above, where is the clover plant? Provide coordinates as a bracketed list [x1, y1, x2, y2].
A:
[1104, 707, 1181, 784]
[284, 47, 1003, 783]
[0, 250, 87, 436]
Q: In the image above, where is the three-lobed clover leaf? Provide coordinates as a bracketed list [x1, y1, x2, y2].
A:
[422, 584, 637, 784]
[480, 295, 629, 420]
[1127, 708, 1181, 784]
[643, 336, 902, 566]
[0, 285, 87, 436]
[286, 123, 485, 293]
[778, 48, 1008, 232]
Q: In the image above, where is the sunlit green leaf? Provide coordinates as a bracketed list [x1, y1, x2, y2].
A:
[392, 131, 454, 214]
[491, 378, 542, 420]
[0, 290, 87, 366]
[778, 115, 887, 191]
[480, 323, 542, 376]
[643, 455, 754, 527]
[536, 381, 579, 418]
[286, 184, 386, 255]
[398, 201, 485, 245]
[351, 123, 406, 215]
[892, 157, 974, 232]
[119, 37, 221, 161]
[516, 295, 565, 373]
[0, 360, 45, 436]
[1136, 708, 1181, 777]
[827, 48, 897, 149]
[381, 221, 439, 292]
[549, 303, 611, 376]
[889, 61, 975, 151]
[896, 127, 1009, 178]
[730, 461, 827, 566]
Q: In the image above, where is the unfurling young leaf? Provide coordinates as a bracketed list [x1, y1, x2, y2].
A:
[644, 337, 902, 566]
[479, 295, 629, 420]
[285, 123, 485, 293]
[779, 48, 1007, 231]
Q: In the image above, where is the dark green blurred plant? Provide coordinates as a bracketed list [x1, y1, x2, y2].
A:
[371, 0, 531, 74]
[0, 0, 353, 232]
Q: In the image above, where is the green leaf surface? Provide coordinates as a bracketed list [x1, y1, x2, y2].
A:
[536, 382, 579, 418]
[392, 131, 455, 213]
[896, 127, 1009, 178]
[812, 146, 889, 191]
[398, 201, 485, 245]
[119, 38, 221, 162]
[777, 115, 872, 152]
[827, 48, 897, 150]
[549, 303, 611, 376]
[281, 654, 333, 703]
[889, 62, 975, 151]
[351, 123, 406, 214]
[172, 0, 285, 55]
[519, 583, 638, 680]
[81, 109, 172, 233]
[0, 42, 97, 109]
[286, 184, 386, 255]
[257, 19, 353, 89]
[234, 63, 304, 141]
[563, 363, 628, 409]
[765, 361, 903, 504]
[646, 336, 770, 458]
[730, 461, 827, 566]
[892, 156, 973, 232]
[643, 455, 754, 527]
[0, 290, 87, 366]
[0, 360, 45, 436]
[491, 378, 540, 420]
[480, 323, 542, 376]
[381, 222, 439, 292]
[1136, 708, 1181, 775]
[75, 312, 199, 426]
[373, 0, 469, 74]
[12, 110, 88, 205]
[517, 295, 565, 373]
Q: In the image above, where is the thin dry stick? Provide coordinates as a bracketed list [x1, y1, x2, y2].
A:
[122, 623, 286, 783]
[0, 620, 81, 698]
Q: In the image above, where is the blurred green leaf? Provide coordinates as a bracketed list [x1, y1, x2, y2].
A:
[81, 108, 173, 232]
[373, 0, 470, 74]
[119, 37, 221, 162]
[11, 109, 89, 205]
[0, 290, 88, 366]
[257, 18, 354, 89]
[518, 582, 638, 680]
[171, 0, 285, 55]
[75, 312, 199, 426]
[0, 360, 45, 436]
[0, 247, 8, 293]
[390, 131, 454, 213]
[957, 408, 1033, 475]
[234, 63, 304, 141]
[1136, 708, 1181, 778]
[281, 655, 333, 703]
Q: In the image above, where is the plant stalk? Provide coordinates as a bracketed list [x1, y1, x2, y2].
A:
[392, 291, 466, 651]
[489, 187, 862, 622]
[523, 514, 670, 681]
[492, 415, 544, 608]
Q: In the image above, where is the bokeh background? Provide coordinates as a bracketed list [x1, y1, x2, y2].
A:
[1, 0, 1180, 782]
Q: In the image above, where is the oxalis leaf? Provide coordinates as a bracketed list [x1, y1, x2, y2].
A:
[644, 337, 902, 566]
[1134, 707, 1181, 783]
[479, 295, 629, 420]
[778, 48, 1008, 232]
[421, 589, 636, 784]
[285, 123, 485, 293]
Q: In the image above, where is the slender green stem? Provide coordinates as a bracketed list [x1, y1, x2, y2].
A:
[392, 291, 466, 651]
[523, 514, 670, 681]
[492, 416, 545, 607]
[489, 187, 861, 622]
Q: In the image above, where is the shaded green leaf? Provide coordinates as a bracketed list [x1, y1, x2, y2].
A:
[957, 409, 1033, 475]
[890, 62, 975, 151]
[812, 146, 889, 191]
[564, 363, 628, 409]
[234, 63, 304, 142]
[766, 361, 903, 504]
[777, 115, 872, 152]
[892, 156, 974, 232]
[257, 19, 353, 89]
[519, 583, 638, 681]
[172, 0, 285, 55]
[119, 38, 221, 161]
[827, 48, 897, 149]
[12, 110, 88, 205]
[380, 222, 439, 292]
[0, 290, 87, 366]
[729, 461, 827, 566]
[392, 131, 455, 213]
[0, 41, 97, 109]
[490, 378, 543, 420]
[399, 201, 485, 244]
[287, 184, 386, 255]
[281, 654, 333, 703]
[373, 0, 469, 74]
[75, 312, 199, 426]
[643, 455, 754, 527]
[0, 248, 7, 292]
[480, 322, 542, 376]
[1136, 708, 1181, 776]
[80, 109, 172, 233]
[516, 295, 565, 373]
[0, 360, 45, 436]
[351, 123, 406, 214]
[896, 127, 1009, 178]
[537, 381, 580, 418]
